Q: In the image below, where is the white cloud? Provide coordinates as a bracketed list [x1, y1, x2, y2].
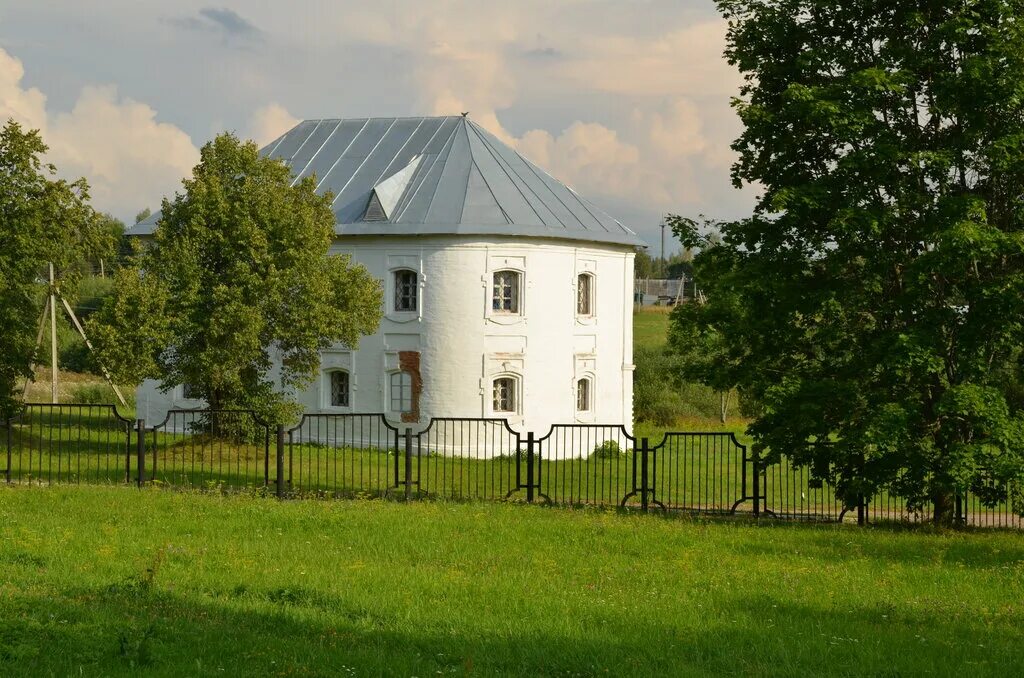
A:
[246, 102, 299, 146]
[0, 47, 198, 219]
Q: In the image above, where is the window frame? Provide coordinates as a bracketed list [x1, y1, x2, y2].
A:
[327, 369, 351, 409]
[491, 376, 518, 414]
[389, 370, 414, 414]
[576, 272, 595, 317]
[576, 377, 592, 413]
[491, 270, 522, 315]
[392, 268, 418, 313]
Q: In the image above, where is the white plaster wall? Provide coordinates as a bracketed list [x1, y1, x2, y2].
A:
[136, 234, 635, 437]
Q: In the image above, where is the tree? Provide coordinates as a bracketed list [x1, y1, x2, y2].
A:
[0, 120, 112, 418]
[134, 207, 151, 225]
[676, 1, 1024, 524]
[634, 247, 654, 279]
[90, 133, 383, 423]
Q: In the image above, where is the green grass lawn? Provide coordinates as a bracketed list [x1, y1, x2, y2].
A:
[0, 486, 1022, 677]
[634, 305, 672, 350]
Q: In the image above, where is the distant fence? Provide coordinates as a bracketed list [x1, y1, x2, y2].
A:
[3, 403, 1021, 529]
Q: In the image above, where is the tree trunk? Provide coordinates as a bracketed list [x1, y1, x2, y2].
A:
[932, 489, 956, 526]
[719, 391, 730, 424]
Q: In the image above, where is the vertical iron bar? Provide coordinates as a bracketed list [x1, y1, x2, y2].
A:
[752, 446, 760, 518]
[641, 437, 649, 513]
[135, 419, 145, 487]
[404, 428, 413, 501]
[526, 431, 535, 504]
[276, 424, 285, 498]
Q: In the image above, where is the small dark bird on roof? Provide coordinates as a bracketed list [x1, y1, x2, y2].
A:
[461, 111, 469, 117]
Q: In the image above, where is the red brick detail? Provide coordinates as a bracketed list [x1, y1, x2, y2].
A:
[398, 350, 422, 423]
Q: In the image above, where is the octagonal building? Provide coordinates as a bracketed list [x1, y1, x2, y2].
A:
[133, 115, 643, 433]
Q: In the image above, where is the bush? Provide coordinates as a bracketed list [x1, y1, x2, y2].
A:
[592, 440, 623, 459]
[70, 383, 135, 410]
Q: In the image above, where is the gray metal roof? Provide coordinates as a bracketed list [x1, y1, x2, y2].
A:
[130, 115, 642, 247]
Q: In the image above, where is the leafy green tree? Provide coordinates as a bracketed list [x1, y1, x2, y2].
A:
[634, 247, 654, 279]
[90, 133, 382, 422]
[0, 120, 112, 418]
[676, 1, 1024, 523]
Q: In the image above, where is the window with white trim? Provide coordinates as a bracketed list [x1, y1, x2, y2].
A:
[393, 269, 418, 312]
[577, 273, 594, 316]
[492, 270, 520, 313]
[390, 371, 413, 413]
[492, 377, 517, 413]
[576, 378, 591, 412]
[182, 383, 198, 399]
[329, 370, 350, 407]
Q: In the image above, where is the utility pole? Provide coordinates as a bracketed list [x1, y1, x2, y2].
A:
[660, 222, 665, 279]
[49, 262, 59, 403]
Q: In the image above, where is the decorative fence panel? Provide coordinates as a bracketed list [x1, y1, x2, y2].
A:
[145, 409, 272, 491]
[287, 413, 400, 497]
[414, 419, 523, 501]
[651, 432, 751, 515]
[535, 425, 637, 507]
[3, 405, 1021, 529]
[3, 404, 133, 485]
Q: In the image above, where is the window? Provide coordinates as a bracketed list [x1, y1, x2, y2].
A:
[577, 273, 593, 315]
[493, 377, 516, 413]
[329, 371, 350, 407]
[182, 383, 198, 399]
[576, 378, 591, 412]
[492, 270, 520, 313]
[393, 269, 418, 312]
[390, 371, 413, 413]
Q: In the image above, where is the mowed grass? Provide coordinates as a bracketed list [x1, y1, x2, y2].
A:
[1, 486, 1023, 677]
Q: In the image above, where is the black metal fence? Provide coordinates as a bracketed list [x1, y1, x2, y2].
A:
[3, 404, 1021, 529]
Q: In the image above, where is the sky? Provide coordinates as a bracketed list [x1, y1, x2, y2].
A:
[0, 0, 756, 252]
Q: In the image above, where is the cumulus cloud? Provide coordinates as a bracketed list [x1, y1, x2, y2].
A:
[0, 47, 199, 219]
[246, 103, 300, 147]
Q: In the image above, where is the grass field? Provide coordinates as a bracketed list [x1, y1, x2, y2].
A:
[0, 485, 1022, 677]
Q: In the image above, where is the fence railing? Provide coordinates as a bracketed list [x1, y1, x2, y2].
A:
[3, 404, 1020, 529]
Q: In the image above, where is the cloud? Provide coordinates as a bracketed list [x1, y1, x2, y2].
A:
[246, 103, 300, 147]
[167, 7, 262, 44]
[0, 47, 199, 219]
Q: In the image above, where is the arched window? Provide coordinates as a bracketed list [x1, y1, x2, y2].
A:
[492, 270, 521, 313]
[576, 377, 591, 412]
[393, 269, 418, 312]
[390, 371, 413, 413]
[577, 273, 594, 315]
[492, 377, 517, 413]
[329, 370, 350, 407]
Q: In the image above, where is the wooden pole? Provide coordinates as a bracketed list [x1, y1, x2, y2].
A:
[59, 296, 128, 408]
[48, 263, 58, 404]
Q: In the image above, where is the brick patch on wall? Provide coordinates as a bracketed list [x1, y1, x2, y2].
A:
[398, 350, 422, 423]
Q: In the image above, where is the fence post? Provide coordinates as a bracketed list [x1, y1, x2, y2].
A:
[955, 493, 964, 524]
[640, 437, 650, 513]
[276, 424, 285, 498]
[751, 446, 760, 519]
[857, 495, 866, 526]
[5, 417, 11, 484]
[526, 431, 535, 504]
[404, 428, 413, 501]
[135, 419, 145, 487]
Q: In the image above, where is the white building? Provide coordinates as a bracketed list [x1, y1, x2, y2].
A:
[131, 116, 643, 434]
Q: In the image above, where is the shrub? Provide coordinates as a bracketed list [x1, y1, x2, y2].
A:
[592, 440, 623, 459]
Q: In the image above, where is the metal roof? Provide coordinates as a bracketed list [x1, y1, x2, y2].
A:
[130, 116, 643, 247]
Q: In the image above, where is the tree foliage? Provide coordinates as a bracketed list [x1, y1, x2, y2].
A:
[90, 133, 382, 423]
[674, 1, 1024, 523]
[0, 120, 113, 418]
